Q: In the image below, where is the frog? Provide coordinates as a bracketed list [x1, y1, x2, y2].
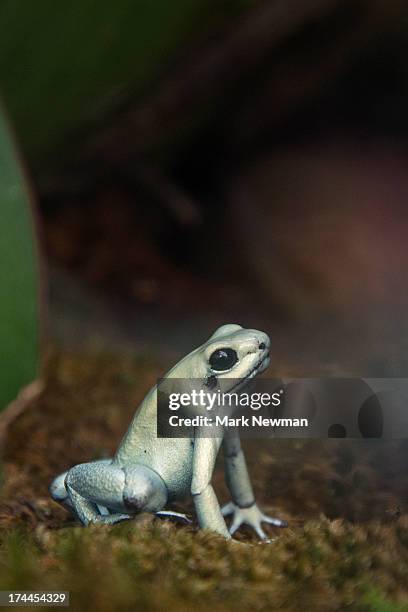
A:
[50, 324, 287, 539]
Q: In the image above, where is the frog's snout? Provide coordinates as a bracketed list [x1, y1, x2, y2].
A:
[257, 332, 270, 352]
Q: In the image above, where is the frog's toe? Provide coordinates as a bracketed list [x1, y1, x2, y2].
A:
[254, 523, 268, 540]
[261, 514, 288, 528]
[92, 513, 131, 525]
[221, 502, 235, 517]
[155, 510, 192, 524]
[229, 512, 244, 535]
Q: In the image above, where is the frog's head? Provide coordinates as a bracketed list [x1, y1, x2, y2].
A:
[168, 324, 270, 392]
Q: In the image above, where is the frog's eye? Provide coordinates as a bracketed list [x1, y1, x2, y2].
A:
[209, 348, 238, 372]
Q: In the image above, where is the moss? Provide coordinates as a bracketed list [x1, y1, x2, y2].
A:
[1, 519, 407, 611]
[0, 351, 407, 610]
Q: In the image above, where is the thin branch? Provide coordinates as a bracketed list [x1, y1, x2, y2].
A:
[0, 380, 44, 449]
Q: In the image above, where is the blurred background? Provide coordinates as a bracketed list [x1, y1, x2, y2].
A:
[3, 0, 408, 397]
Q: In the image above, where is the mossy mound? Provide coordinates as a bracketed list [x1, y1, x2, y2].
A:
[0, 351, 407, 611]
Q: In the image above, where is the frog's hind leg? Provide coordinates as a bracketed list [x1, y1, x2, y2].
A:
[65, 462, 168, 526]
[66, 482, 130, 525]
[50, 460, 111, 516]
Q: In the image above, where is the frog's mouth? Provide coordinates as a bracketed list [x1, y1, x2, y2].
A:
[228, 353, 270, 392]
[247, 352, 270, 379]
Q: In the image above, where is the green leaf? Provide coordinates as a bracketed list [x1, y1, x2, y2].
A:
[0, 106, 40, 410]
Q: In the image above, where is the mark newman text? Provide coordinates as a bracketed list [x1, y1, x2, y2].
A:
[168, 415, 309, 428]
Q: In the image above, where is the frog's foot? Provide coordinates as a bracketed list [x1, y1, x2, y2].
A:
[222, 501, 287, 540]
[92, 513, 131, 525]
[155, 510, 192, 524]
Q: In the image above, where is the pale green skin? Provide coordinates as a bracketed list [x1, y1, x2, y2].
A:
[50, 324, 286, 539]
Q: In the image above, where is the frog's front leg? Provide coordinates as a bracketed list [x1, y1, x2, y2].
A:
[65, 461, 167, 525]
[191, 434, 230, 538]
[222, 435, 287, 539]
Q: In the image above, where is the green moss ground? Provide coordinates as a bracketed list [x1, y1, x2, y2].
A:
[0, 352, 407, 611]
